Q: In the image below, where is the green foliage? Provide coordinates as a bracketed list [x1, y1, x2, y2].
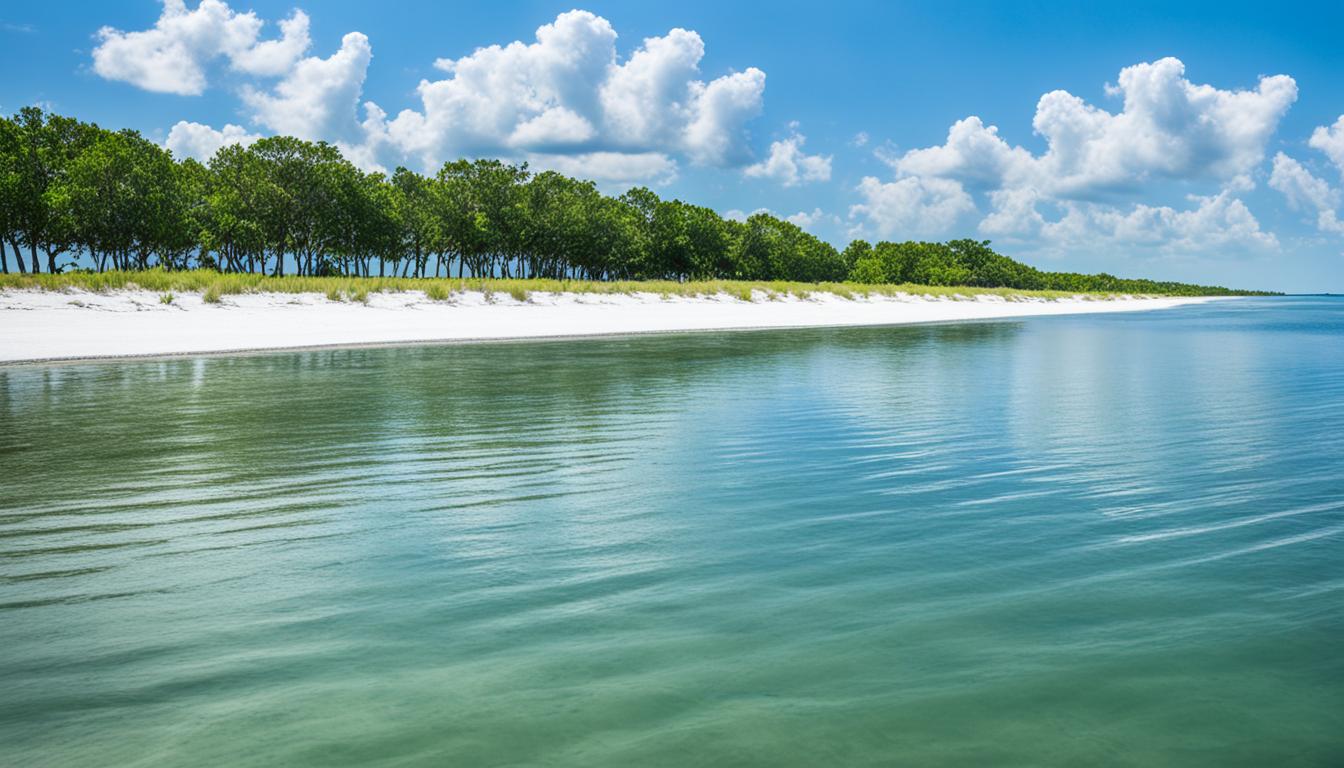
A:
[0, 106, 1270, 296]
[846, 238, 1253, 296]
[4, 269, 1125, 303]
[423, 282, 451, 301]
[159, 292, 174, 305]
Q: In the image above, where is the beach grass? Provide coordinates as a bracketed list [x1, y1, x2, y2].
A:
[0, 269, 1153, 302]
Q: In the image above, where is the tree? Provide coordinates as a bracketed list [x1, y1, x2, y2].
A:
[841, 239, 872, 273]
[201, 143, 267, 273]
[390, 167, 439, 278]
[0, 115, 23, 273]
[0, 105, 1249, 297]
[10, 107, 97, 273]
[245, 136, 354, 276]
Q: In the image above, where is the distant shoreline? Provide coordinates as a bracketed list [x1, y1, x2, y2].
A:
[0, 288, 1224, 365]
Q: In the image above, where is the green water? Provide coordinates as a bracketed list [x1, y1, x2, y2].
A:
[2, 298, 1342, 766]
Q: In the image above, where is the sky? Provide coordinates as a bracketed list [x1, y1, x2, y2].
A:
[2, 0, 1342, 292]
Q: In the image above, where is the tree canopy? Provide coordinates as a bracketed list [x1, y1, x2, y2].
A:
[0, 107, 1256, 296]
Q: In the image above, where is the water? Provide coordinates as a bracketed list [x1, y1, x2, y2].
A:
[2, 297, 1341, 766]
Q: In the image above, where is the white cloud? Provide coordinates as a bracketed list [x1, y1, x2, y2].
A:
[92, 6, 767, 184]
[979, 187, 1277, 254]
[1308, 115, 1344, 177]
[1031, 58, 1296, 196]
[524, 151, 678, 188]
[164, 120, 261, 160]
[744, 124, 831, 186]
[601, 27, 704, 149]
[785, 208, 838, 229]
[229, 10, 310, 77]
[241, 31, 372, 142]
[895, 116, 1033, 187]
[680, 68, 766, 166]
[510, 107, 597, 149]
[723, 207, 771, 222]
[92, 1, 310, 95]
[849, 176, 977, 238]
[859, 57, 1291, 255]
[1319, 210, 1344, 235]
[1270, 153, 1338, 212]
[381, 10, 765, 172]
[979, 186, 1047, 237]
[888, 58, 1296, 199]
[1060, 191, 1277, 252]
[1269, 151, 1344, 235]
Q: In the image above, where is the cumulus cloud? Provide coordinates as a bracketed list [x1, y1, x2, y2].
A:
[722, 207, 771, 222]
[744, 124, 831, 186]
[1309, 116, 1344, 177]
[91, 5, 767, 182]
[1270, 153, 1338, 212]
[1038, 59, 1294, 195]
[680, 68, 767, 166]
[853, 57, 1291, 255]
[1268, 135, 1344, 235]
[849, 176, 977, 238]
[1046, 191, 1277, 252]
[524, 151, 679, 188]
[894, 116, 1033, 188]
[887, 58, 1296, 198]
[164, 120, 261, 160]
[977, 184, 1279, 253]
[92, 1, 310, 95]
[241, 31, 372, 141]
[601, 27, 704, 149]
[978, 186, 1047, 238]
[379, 10, 765, 171]
[785, 208, 838, 229]
[229, 10, 310, 77]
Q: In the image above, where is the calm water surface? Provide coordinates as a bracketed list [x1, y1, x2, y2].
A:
[2, 297, 1342, 766]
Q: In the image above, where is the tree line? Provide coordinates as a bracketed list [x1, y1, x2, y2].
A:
[0, 107, 1254, 295]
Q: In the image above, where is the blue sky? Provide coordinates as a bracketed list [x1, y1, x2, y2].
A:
[3, 0, 1342, 292]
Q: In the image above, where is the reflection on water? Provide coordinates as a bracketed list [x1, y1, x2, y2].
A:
[2, 298, 1342, 766]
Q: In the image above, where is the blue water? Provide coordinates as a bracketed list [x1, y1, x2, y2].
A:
[1, 297, 1342, 765]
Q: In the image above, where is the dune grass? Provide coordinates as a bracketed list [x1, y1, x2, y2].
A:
[0, 269, 1156, 302]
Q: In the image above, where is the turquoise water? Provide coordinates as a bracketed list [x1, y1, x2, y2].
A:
[2, 297, 1342, 766]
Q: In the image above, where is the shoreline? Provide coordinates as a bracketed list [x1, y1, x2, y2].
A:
[0, 289, 1224, 365]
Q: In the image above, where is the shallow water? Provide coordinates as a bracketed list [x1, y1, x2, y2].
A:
[2, 297, 1342, 766]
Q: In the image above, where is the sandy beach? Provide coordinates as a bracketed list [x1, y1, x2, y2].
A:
[0, 289, 1219, 364]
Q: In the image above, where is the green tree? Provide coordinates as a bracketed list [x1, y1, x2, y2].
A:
[0, 115, 26, 273]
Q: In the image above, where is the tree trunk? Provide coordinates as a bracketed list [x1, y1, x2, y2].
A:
[10, 240, 25, 274]
[0, 239, 7, 274]
[30, 241, 40, 273]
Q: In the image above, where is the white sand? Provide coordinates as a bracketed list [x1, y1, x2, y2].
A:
[0, 288, 1220, 364]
